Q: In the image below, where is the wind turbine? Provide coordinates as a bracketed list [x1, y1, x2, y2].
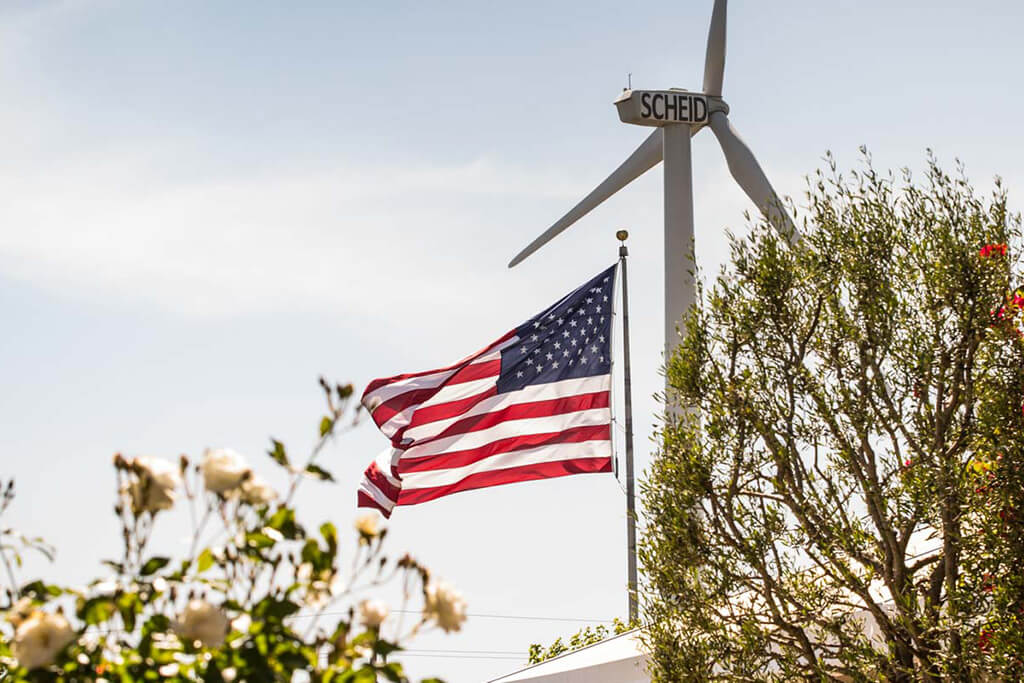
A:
[508, 0, 799, 366]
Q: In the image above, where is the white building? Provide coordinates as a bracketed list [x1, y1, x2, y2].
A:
[489, 630, 649, 683]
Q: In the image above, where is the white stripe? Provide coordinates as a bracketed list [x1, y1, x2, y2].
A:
[401, 440, 612, 489]
[374, 447, 403, 487]
[364, 368, 458, 406]
[403, 374, 611, 443]
[399, 406, 611, 463]
[359, 479, 397, 510]
[375, 404, 417, 440]
[375, 373, 500, 438]
[363, 337, 517, 407]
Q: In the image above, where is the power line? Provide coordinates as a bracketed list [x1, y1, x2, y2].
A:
[293, 608, 616, 624]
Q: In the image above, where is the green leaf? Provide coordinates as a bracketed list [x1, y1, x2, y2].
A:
[80, 597, 116, 625]
[319, 416, 334, 437]
[197, 547, 215, 573]
[139, 556, 170, 576]
[300, 539, 322, 568]
[267, 439, 289, 467]
[374, 639, 401, 658]
[267, 506, 303, 539]
[253, 596, 300, 623]
[19, 580, 61, 599]
[320, 522, 338, 554]
[305, 464, 335, 482]
[245, 532, 276, 550]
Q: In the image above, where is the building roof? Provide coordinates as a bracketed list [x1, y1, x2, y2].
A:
[488, 630, 649, 683]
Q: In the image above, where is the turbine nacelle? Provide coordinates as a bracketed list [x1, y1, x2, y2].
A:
[614, 89, 729, 128]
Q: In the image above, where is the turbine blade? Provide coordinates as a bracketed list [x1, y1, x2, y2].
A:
[508, 129, 664, 267]
[702, 0, 727, 97]
[707, 111, 800, 243]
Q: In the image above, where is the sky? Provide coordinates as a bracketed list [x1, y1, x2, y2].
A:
[2, 0, 1024, 680]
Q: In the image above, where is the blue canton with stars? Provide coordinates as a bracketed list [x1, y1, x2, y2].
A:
[496, 265, 617, 394]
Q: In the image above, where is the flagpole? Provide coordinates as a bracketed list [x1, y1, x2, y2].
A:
[616, 229, 638, 623]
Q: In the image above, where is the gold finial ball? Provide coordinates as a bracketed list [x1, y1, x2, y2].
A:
[616, 229, 629, 242]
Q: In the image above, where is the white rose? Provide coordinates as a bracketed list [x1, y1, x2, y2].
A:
[7, 597, 34, 628]
[424, 580, 467, 633]
[240, 474, 277, 505]
[359, 599, 389, 629]
[354, 513, 380, 539]
[201, 449, 251, 494]
[12, 611, 75, 671]
[129, 457, 180, 514]
[175, 600, 229, 649]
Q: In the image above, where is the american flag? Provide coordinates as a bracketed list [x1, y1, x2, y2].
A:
[358, 265, 617, 517]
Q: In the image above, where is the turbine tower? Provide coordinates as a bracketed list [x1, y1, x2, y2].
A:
[509, 0, 798, 369]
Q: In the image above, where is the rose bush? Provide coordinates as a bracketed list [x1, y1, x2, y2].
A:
[0, 379, 461, 682]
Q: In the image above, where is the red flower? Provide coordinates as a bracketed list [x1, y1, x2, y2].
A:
[979, 243, 1009, 259]
[979, 629, 994, 652]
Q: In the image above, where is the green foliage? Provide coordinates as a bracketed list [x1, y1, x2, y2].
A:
[0, 378, 459, 682]
[641, 152, 1024, 681]
[527, 618, 635, 665]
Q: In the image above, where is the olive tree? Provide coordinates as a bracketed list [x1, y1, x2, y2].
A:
[641, 153, 1024, 681]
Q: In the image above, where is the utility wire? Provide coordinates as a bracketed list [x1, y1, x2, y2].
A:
[292, 608, 615, 624]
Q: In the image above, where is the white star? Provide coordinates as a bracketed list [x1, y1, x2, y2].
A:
[595, 306, 601, 313]
[536, 365, 544, 372]
[600, 316, 605, 323]
[520, 346, 528, 354]
[525, 358, 533, 365]
[553, 342, 561, 349]
[563, 349, 570, 357]
[570, 339, 577, 346]
[533, 321, 541, 328]
[531, 334, 539, 342]
[599, 335, 605, 343]
[570, 320, 578, 327]
[591, 345, 599, 353]
[602, 277, 609, 282]
[599, 356, 605, 363]
[552, 361, 559, 368]
[578, 309, 586, 316]
[563, 330, 570, 338]
[534, 348, 540, 354]
[603, 295, 608, 302]
[569, 358, 575, 365]
[516, 371, 524, 378]
[544, 352, 552, 360]
[580, 356, 588, 364]
[587, 317, 593, 325]
[586, 297, 593, 304]
[557, 317, 564, 326]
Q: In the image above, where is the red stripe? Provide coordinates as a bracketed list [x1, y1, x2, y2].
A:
[413, 391, 609, 447]
[362, 331, 514, 400]
[400, 424, 611, 473]
[364, 462, 401, 500]
[407, 385, 499, 430]
[357, 491, 393, 518]
[446, 359, 501, 386]
[397, 457, 612, 506]
[368, 361, 502, 431]
[370, 388, 438, 429]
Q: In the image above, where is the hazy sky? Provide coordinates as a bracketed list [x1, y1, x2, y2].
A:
[3, 0, 1024, 680]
